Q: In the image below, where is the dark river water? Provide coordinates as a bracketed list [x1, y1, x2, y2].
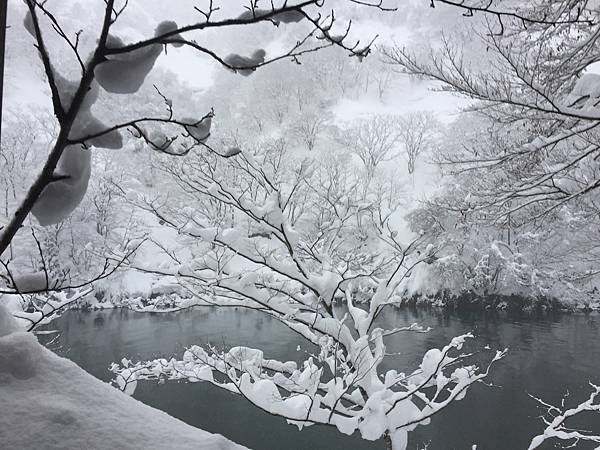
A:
[40, 306, 600, 450]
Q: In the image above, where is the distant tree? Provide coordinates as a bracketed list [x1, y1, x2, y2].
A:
[334, 114, 401, 183]
[290, 107, 328, 151]
[398, 111, 437, 175]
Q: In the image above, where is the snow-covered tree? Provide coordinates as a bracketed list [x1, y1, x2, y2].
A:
[111, 144, 506, 450]
[386, 0, 599, 223]
[333, 114, 402, 183]
[383, 0, 600, 306]
[398, 112, 437, 175]
[0, 0, 399, 309]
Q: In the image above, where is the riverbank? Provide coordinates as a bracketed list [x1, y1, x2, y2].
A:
[0, 305, 248, 450]
[403, 290, 600, 312]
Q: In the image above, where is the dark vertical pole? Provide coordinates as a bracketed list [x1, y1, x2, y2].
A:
[0, 0, 7, 149]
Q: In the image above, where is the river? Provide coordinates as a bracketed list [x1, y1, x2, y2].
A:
[40, 306, 600, 450]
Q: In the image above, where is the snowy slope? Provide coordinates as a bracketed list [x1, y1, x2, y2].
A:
[0, 305, 248, 450]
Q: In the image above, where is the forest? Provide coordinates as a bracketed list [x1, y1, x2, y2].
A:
[0, 1, 599, 449]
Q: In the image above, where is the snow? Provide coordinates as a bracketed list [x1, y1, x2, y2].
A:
[223, 147, 242, 158]
[31, 145, 92, 226]
[23, 10, 35, 37]
[73, 115, 123, 149]
[155, 20, 184, 47]
[0, 304, 248, 450]
[184, 116, 212, 142]
[95, 36, 163, 94]
[224, 50, 266, 76]
[0, 305, 20, 337]
[332, 415, 359, 435]
[11, 272, 48, 293]
[272, 11, 305, 24]
[237, 9, 305, 24]
[566, 73, 600, 108]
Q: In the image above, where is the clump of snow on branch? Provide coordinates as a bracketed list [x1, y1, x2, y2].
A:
[224, 49, 267, 76]
[184, 116, 212, 143]
[31, 145, 92, 226]
[94, 35, 162, 94]
[155, 20, 184, 47]
[113, 333, 505, 448]
[237, 9, 305, 25]
[2, 288, 92, 331]
[23, 10, 35, 37]
[565, 73, 600, 110]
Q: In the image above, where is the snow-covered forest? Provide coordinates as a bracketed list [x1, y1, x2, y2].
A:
[1, 1, 599, 449]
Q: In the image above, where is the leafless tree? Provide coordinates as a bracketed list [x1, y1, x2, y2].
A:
[334, 114, 401, 182]
[0, 0, 402, 314]
[109, 145, 504, 449]
[384, 0, 598, 223]
[0, 0, 389, 258]
[291, 109, 328, 151]
[398, 111, 438, 175]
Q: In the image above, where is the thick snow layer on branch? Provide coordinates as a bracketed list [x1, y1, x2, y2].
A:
[184, 116, 212, 143]
[155, 21, 184, 47]
[95, 35, 162, 94]
[31, 145, 91, 226]
[50, 69, 122, 150]
[0, 304, 248, 450]
[23, 10, 35, 37]
[237, 9, 305, 25]
[71, 115, 123, 149]
[224, 50, 266, 76]
[566, 73, 600, 109]
[53, 70, 99, 113]
[11, 272, 48, 293]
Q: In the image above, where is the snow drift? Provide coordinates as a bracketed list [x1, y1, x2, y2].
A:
[0, 304, 248, 450]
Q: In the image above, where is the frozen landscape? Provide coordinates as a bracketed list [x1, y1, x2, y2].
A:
[1, 1, 599, 449]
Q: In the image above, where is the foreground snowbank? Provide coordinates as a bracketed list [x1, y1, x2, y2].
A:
[0, 305, 248, 450]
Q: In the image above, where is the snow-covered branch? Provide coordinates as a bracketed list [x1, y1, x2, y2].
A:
[528, 384, 600, 450]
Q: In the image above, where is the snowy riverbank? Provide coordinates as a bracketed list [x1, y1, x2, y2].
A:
[0, 304, 248, 450]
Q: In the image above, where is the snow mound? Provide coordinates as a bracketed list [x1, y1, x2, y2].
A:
[0, 330, 41, 380]
[0, 304, 248, 450]
[0, 304, 20, 337]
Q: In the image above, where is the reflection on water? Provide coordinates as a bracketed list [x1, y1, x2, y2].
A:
[41, 307, 600, 450]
